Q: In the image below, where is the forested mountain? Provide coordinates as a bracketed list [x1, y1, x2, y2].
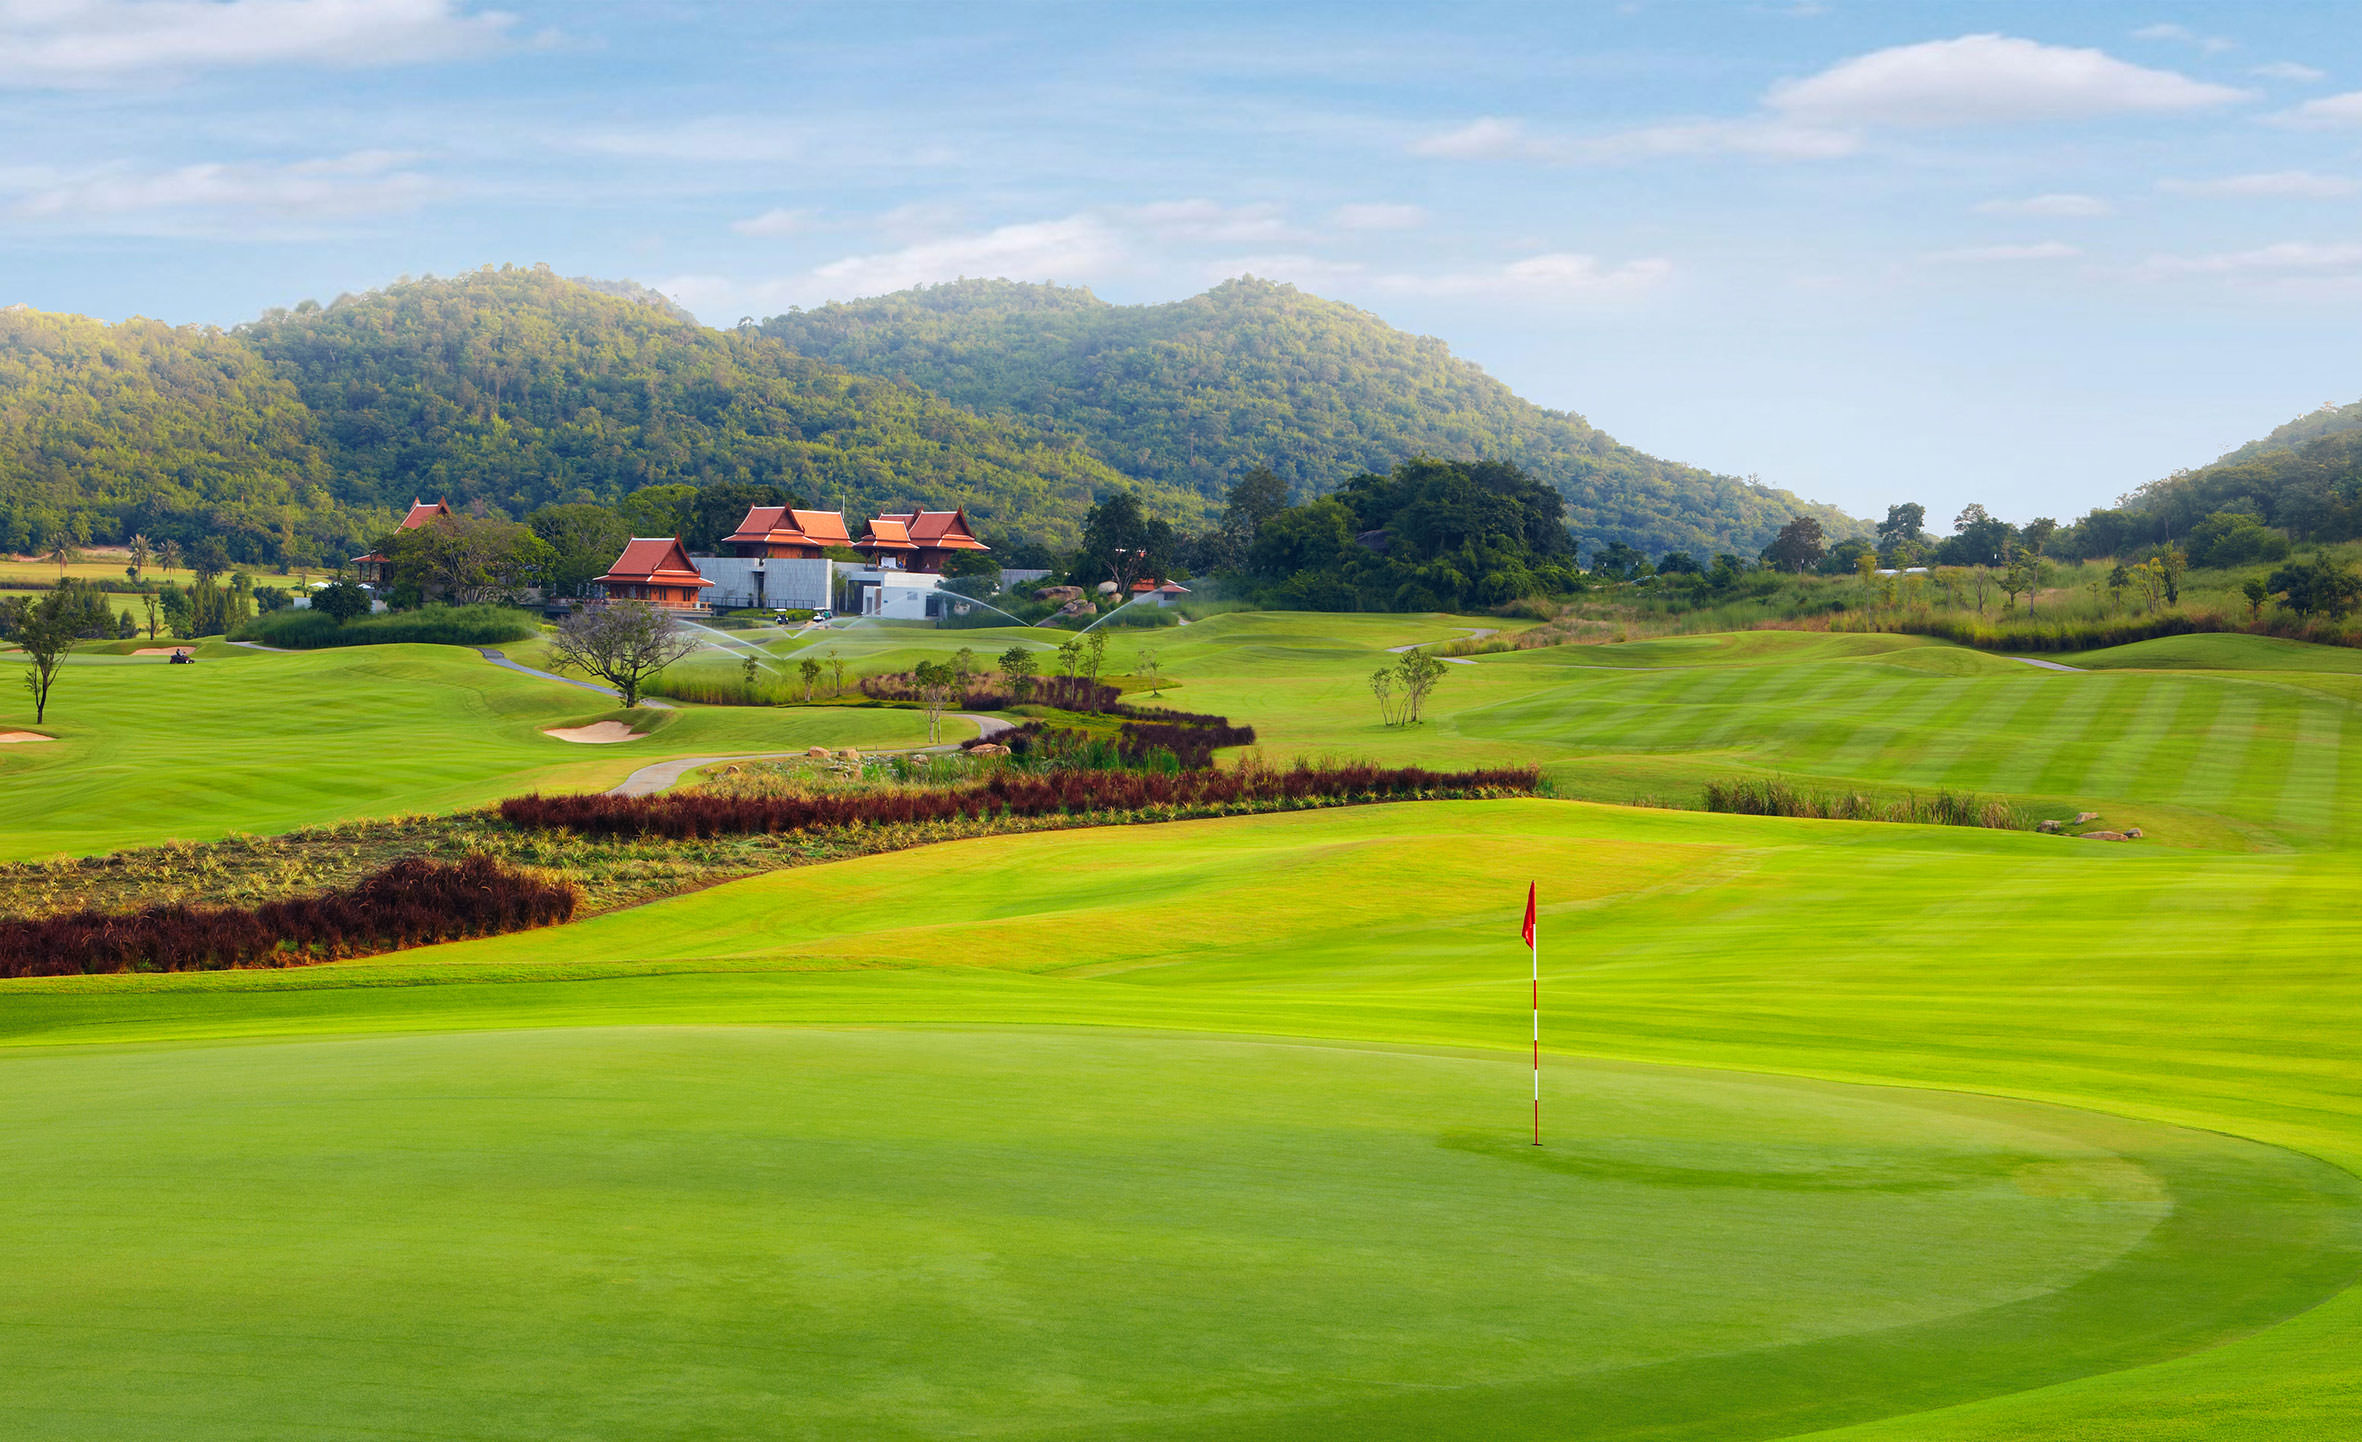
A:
[760, 277, 1859, 557]
[0, 267, 1192, 562]
[2104, 397, 2362, 547]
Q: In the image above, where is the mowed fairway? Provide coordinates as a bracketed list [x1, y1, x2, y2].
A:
[0, 643, 940, 858]
[7, 801, 2362, 1439]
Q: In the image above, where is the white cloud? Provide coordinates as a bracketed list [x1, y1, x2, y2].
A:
[1928, 241, 2081, 263]
[2252, 61, 2326, 82]
[2158, 171, 2356, 198]
[1412, 113, 1857, 165]
[1975, 192, 2114, 216]
[1570, 116, 1860, 161]
[807, 215, 1125, 297]
[0, 0, 512, 87]
[731, 206, 812, 238]
[1330, 202, 1427, 231]
[2138, 241, 2362, 279]
[1409, 116, 1529, 159]
[1123, 199, 1295, 244]
[569, 118, 807, 164]
[2131, 22, 2234, 54]
[1767, 34, 2249, 126]
[5, 150, 431, 232]
[2278, 90, 2362, 128]
[1383, 251, 1674, 301]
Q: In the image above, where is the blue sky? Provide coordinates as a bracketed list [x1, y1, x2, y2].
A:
[5, 1, 2362, 525]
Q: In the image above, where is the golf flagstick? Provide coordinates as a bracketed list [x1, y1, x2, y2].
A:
[1523, 882, 1539, 1146]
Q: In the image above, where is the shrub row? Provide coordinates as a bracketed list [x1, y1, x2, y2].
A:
[500, 762, 1543, 841]
[0, 855, 578, 978]
[234, 603, 539, 650]
[1703, 777, 2025, 830]
[861, 672, 1120, 712]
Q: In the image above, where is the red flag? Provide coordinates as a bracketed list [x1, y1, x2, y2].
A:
[1520, 882, 1536, 948]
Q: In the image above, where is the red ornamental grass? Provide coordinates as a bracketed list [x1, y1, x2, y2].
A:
[499, 762, 1542, 840]
[0, 856, 578, 979]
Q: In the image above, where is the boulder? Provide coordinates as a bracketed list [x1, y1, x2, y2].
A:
[2036, 819, 2061, 834]
[969, 743, 1009, 756]
[2125, 827, 2144, 839]
[1033, 585, 1083, 603]
[2077, 830, 2130, 841]
[807, 745, 831, 758]
[1094, 580, 1119, 595]
[1058, 599, 1098, 617]
[2073, 811, 2101, 824]
[838, 748, 861, 761]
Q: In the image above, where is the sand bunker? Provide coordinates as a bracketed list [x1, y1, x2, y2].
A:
[0, 731, 56, 743]
[544, 722, 642, 744]
[133, 647, 190, 656]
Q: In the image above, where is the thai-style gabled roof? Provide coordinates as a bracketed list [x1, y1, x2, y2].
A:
[723, 505, 855, 550]
[398, 499, 453, 531]
[595, 536, 715, 587]
[884, 509, 990, 551]
[856, 517, 918, 550]
[790, 509, 853, 547]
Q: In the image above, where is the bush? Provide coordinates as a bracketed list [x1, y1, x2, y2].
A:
[235, 603, 538, 649]
[0, 856, 577, 978]
[1703, 777, 2025, 829]
[500, 761, 1541, 841]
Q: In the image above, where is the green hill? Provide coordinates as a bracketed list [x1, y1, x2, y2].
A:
[2099, 397, 2362, 547]
[0, 267, 1197, 562]
[759, 276, 1859, 557]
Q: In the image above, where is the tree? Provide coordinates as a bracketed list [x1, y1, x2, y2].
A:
[1136, 646, 1163, 696]
[1394, 649, 1446, 724]
[2000, 550, 2040, 613]
[2241, 576, 2270, 620]
[2105, 563, 2130, 614]
[1082, 632, 1108, 693]
[999, 644, 1038, 698]
[1056, 639, 1081, 678]
[190, 537, 231, 585]
[1762, 516, 1826, 574]
[45, 528, 80, 577]
[1657, 550, 1702, 576]
[826, 650, 846, 697]
[1224, 464, 1290, 536]
[2267, 556, 2362, 618]
[140, 589, 160, 639]
[1071, 491, 1177, 592]
[740, 653, 760, 692]
[312, 580, 372, 623]
[547, 601, 698, 707]
[2152, 542, 2188, 605]
[1877, 503, 1926, 546]
[157, 539, 181, 577]
[1969, 565, 1994, 614]
[1369, 666, 1400, 726]
[529, 503, 634, 599]
[128, 534, 152, 576]
[2020, 517, 2059, 556]
[15, 587, 81, 724]
[799, 656, 822, 702]
[951, 646, 977, 678]
[389, 515, 551, 605]
[912, 659, 957, 744]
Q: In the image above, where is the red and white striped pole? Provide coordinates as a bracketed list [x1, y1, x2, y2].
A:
[1523, 882, 1540, 1146]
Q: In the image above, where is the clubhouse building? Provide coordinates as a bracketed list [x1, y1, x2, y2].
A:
[593, 505, 991, 618]
[350, 499, 453, 588]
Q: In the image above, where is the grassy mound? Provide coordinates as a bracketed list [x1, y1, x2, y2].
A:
[234, 604, 540, 650]
[2063, 632, 2362, 673]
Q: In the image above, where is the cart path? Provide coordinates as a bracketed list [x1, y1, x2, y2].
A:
[478, 647, 676, 708]
[2010, 656, 2086, 673]
[604, 714, 1016, 796]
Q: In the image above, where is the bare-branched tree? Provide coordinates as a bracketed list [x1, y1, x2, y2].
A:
[547, 601, 697, 707]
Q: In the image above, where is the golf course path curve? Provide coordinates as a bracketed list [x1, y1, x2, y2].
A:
[2011, 656, 2086, 672]
[604, 713, 1015, 797]
[477, 647, 675, 707]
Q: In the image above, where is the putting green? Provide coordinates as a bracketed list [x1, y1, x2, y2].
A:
[2, 1025, 2350, 1441]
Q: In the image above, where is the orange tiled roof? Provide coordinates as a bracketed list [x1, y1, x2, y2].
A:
[906, 509, 989, 550]
[723, 505, 792, 544]
[790, 509, 852, 546]
[596, 536, 715, 587]
[858, 518, 917, 550]
[398, 499, 453, 531]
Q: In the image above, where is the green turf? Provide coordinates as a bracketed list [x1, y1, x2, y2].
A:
[2062, 632, 2362, 673]
[8, 800, 2362, 1439]
[10, 612, 2362, 1438]
[0, 643, 942, 859]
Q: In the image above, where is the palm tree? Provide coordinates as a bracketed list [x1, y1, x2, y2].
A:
[128, 533, 152, 576]
[158, 539, 181, 577]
